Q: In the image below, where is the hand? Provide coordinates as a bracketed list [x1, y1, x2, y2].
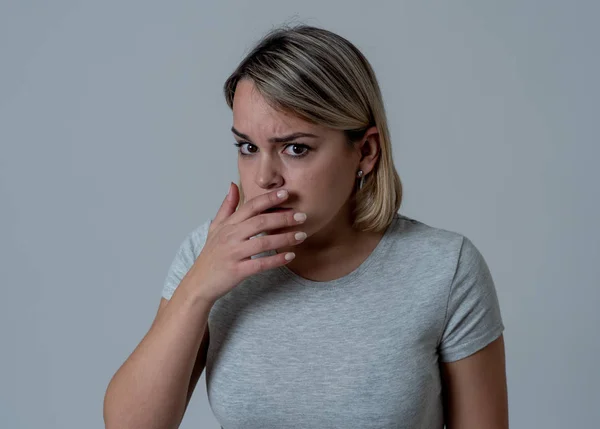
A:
[183, 183, 307, 305]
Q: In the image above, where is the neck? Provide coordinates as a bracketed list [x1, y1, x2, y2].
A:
[283, 203, 356, 255]
[276, 204, 386, 282]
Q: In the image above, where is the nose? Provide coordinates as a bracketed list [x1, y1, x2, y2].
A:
[255, 156, 284, 190]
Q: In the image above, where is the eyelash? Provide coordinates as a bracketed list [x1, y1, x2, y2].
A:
[233, 141, 311, 159]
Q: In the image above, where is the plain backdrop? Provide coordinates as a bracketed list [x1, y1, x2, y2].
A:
[1, 1, 598, 428]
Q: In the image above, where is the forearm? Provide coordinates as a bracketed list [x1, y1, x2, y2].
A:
[103, 283, 213, 429]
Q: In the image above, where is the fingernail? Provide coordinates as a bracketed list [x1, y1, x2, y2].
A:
[295, 232, 307, 241]
[277, 190, 288, 199]
[294, 213, 307, 222]
[285, 252, 296, 261]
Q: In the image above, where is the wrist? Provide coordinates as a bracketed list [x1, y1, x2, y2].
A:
[176, 279, 216, 312]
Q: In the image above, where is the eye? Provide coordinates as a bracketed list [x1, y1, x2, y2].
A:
[233, 141, 257, 156]
[283, 144, 310, 158]
[234, 141, 311, 158]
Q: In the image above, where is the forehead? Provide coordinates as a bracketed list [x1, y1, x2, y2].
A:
[232, 79, 319, 135]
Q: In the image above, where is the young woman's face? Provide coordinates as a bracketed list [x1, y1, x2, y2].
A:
[232, 79, 360, 236]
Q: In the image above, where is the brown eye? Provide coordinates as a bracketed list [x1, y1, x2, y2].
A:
[283, 144, 310, 158]
[234, 141, 257, 156]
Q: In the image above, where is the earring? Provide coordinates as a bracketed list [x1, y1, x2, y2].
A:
[357, 170, 365, 190]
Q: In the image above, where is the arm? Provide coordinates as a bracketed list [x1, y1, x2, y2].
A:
[155, 297, 211, 416]
[103, 283, 212, 429]
[440, 334, 509, 429]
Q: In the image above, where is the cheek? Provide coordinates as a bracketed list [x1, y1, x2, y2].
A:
[301, 168, 352, 208]
[237, 162, 255, 189]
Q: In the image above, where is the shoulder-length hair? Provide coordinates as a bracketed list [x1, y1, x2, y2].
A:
[223, 24, 402, 232]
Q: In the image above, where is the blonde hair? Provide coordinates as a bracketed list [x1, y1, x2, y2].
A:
[223, 24, 402, 232]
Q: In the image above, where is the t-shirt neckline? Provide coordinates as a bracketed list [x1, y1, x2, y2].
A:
[275, 213, 401, 287]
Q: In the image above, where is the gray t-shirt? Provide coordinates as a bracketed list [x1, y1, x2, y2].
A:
[162, 213, 504, 429]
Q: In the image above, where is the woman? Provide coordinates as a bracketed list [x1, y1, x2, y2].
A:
[104, 24, 508, 429]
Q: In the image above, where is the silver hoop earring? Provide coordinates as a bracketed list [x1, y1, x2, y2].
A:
[357, 170, 365, 190]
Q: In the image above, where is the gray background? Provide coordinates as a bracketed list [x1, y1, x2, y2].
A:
[1, 1, 598, 428]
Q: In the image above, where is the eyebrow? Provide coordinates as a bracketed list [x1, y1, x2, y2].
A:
[231, 126, 319, 143]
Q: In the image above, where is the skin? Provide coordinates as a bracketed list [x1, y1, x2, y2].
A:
[441, 335, 509, 429]
[231, 78, 509, 428]
[232, 78, 383, 282]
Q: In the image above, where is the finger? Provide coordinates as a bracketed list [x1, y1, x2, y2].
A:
[237, 210, 306, 240]
[237, 230, 306, 259]
[226, 188, 289, 226]
[236, 251, 296, 278]
[212, 182, 239, 225]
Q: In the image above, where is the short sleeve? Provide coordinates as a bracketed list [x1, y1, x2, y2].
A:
[161, 219, 212, 301]
[438, 236, 505, 362]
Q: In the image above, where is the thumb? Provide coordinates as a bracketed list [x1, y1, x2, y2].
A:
[213, 182, 239, 225]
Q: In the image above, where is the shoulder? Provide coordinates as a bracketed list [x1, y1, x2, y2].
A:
[385, 214, 492, 286]
[390, 213, 467, 260]
[161, 218, 213, 300]
[392, 215, 499, 305]
[171, 218, 213, 261]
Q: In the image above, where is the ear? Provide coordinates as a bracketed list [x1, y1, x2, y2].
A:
[357, 126, 380, 175]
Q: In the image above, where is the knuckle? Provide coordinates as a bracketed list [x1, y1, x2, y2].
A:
[255, 257, 267, 272]
[256, 215, 267, 229]
[280, 212, 291, 227]
[255, 236, 270, 253]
